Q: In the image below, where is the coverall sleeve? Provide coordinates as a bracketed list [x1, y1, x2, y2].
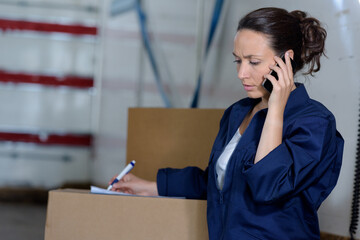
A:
[157, 166, 208, 199]
[242, 115, 344, 204]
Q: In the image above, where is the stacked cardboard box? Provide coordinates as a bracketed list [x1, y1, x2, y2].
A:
[45, 108, 224, 240]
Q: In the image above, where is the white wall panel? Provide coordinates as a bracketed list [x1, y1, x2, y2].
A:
[0, 34, 96, 76]
[0, 0, 99, 23]
[0, 87, 92, 132]
[0, 143, 91, 188]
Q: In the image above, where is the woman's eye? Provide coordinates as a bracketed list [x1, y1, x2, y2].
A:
[250, 61, 260, 65]
[233, 59, 241, 64]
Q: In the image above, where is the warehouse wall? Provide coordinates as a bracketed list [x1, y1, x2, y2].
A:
[0, 0, 100, 187]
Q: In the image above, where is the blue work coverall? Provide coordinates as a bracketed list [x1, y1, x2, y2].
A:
[157, 84, 344, 240]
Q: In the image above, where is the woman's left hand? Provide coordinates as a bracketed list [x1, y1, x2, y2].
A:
[264, 52, 295, 114]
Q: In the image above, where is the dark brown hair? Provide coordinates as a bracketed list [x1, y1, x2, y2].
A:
[237, 7, 327, 75]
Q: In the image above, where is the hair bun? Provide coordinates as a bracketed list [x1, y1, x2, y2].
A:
[290, 10, 307, 22]
[291, 10, 327, 75]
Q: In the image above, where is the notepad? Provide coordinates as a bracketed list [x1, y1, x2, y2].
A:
[90, 185, 185, 199]
[90, 186, 133, 196]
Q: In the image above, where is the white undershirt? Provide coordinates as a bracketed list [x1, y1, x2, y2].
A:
[215, 128, 241, 190]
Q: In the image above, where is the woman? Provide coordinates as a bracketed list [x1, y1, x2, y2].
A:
[110, 7, 344, 240]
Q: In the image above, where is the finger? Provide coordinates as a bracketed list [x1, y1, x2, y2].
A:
[264, 73, 280, 92]
[284, 52, 294, 80]
[112, 181, 126, 189]
[274, 56, 287, 73]
[269, 64, 285, 87]
[123, 189, 134, 195]
[285, 52, 293, 77]
[273, 57, 287, 85]
[121, 173, 133, 182]
[115, 185, 134, 195]
[108, 176, 116, 185]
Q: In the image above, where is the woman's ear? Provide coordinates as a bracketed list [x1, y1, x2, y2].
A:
[286, 50, 295, 59]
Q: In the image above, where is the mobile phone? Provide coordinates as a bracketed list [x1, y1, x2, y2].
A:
[262, 56, 297, 93]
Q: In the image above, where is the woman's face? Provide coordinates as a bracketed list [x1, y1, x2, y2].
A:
[233, 29, 276, 99]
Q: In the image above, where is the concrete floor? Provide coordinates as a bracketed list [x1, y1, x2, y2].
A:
[0, 202, 47, 240]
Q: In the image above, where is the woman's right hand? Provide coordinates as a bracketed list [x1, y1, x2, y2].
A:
[108, 173, 159, 196]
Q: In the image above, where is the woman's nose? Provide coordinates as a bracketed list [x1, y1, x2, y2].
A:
[237, 64, 249, 80]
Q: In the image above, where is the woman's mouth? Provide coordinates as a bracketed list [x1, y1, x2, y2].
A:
[243, 84, 255, 91]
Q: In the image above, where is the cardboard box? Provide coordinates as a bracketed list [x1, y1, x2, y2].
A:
[45, 108, 225, 240]
[127, 108, 224, 181]
[45, 189, 208, 240]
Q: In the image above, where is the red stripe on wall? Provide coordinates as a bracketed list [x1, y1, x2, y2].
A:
[0, 70, 94, 88]
[0, 18, 97, 36]
[0, 132, 92, 147]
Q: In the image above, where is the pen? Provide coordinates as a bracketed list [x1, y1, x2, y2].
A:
[107, 160, 136, 191]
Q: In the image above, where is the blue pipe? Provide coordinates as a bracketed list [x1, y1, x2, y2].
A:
[135, 1, 172, 107]
[111, 0, 172, 107]
[190, 0, 225, 108]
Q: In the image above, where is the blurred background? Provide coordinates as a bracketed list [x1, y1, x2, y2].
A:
[0, 0, 358, 239]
